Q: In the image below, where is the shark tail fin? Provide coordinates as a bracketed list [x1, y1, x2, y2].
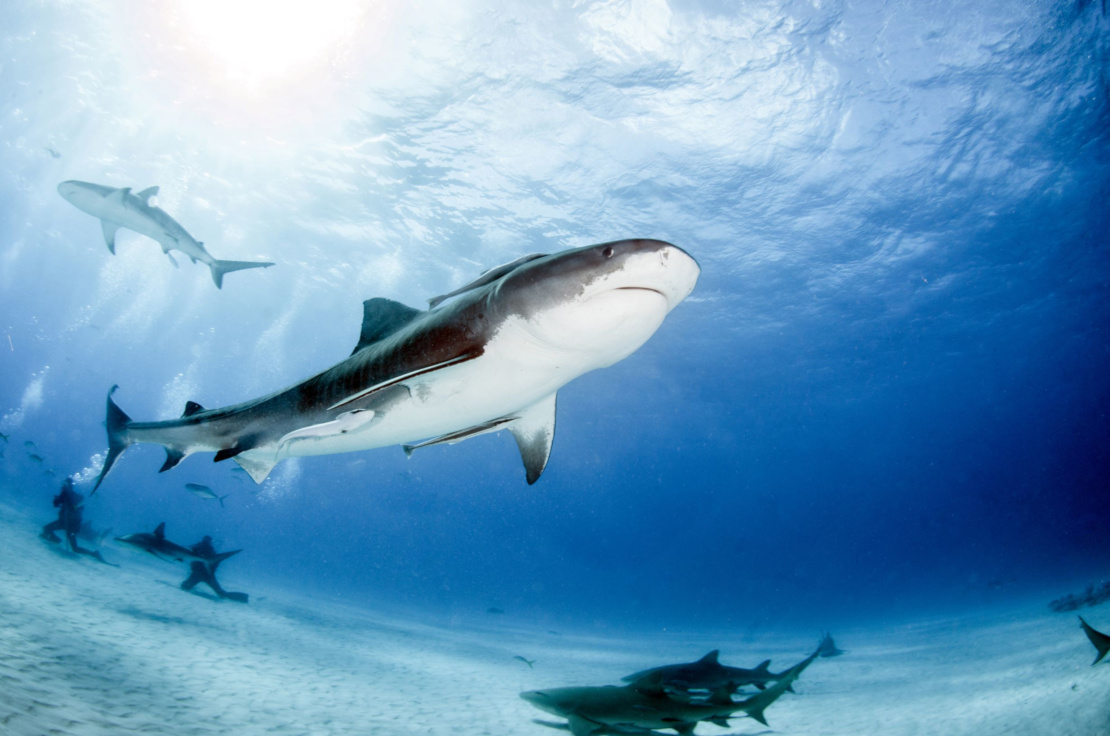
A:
[211, 549, 242, 564]
[92, 386, 132, 494]
[1080, 616, 1110, 665]
[209, 258, 275, 289]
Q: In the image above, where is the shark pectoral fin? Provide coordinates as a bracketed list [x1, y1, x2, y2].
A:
[565, 716, 602, 736]
[100, 221, 120, 254]
[135, 186, 159, 203]
[109, 187, 131, 203]
[509, 392, 557, 485]
[232, 452, 279, 484]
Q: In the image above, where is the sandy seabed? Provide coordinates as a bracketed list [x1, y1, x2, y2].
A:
[1, 499, 1108, 736]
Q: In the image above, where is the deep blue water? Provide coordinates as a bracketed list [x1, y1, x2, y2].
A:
[1, 0, 1108, 631]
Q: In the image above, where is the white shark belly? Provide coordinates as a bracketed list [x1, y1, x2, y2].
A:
[277, 322, 586, 460]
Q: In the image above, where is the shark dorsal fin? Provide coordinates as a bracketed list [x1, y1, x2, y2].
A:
[182, 401, 205, 417]
[154, 522, 166, 540]
[351, 298, 423, 356]
[135, 186, 159, 203]
[699, 650, 720, 664]
[509, 392, 557, 485]
[428, 253, 547, 309]
[754, 658, 771, 673]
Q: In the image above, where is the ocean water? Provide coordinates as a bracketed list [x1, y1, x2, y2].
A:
[1, 1, 1109, 733]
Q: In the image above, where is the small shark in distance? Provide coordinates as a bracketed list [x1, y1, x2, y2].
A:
[1079, 616, 1110, 665]
[622, 650, 789, 693]
[185, 482, 229, 507]
[91, 240, 699, 490]
[816, 632, 846, 658]
[57, 180, 273, 288]
[115, 522, 241, 566]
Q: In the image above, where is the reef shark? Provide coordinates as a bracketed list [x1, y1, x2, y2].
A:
[622, 650, 789, 693]
[522, 652, 815, 735]
[91, 239, 699, 490]
[57, 180, 273, 288]
[115, 522, 241, 566]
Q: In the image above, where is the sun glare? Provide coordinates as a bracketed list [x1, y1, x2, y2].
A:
[177, 0, 365, 94]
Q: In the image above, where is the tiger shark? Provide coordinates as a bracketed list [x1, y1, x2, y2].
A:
[521, 652, 815, 735]
[621, 650, 790, 693]
[91, 239, 700, 490]
[57, 180, 274, 288]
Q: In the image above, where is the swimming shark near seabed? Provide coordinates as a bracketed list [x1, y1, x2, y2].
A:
[522, 652, 816, 735]
[57, 180, 274, 288]
[91, 239, 700, 490]
[622, 650, 791, 693]
[816, 632, 846, 658]
[115, 522, 241, 566]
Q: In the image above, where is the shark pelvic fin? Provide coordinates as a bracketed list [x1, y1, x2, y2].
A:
[182, 401, 205, 417]
[92, 385, 132, 494]
[352, 298, 423, 355]
[167, 252, 179, 268]
[159, 448, 186, 473]
[135, 186, 159, 202]
[100, 220, 120, 254]
[509, 392, 557, 485]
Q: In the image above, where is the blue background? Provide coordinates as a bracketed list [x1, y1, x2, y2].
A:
[1, 0, 1107, 631]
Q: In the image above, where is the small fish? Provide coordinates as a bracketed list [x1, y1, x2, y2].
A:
[44, 147, 61, 159]
[0, 432, 9, 442]
[486, 607, 505, 615]
[513, 656, 536, 668]
[24, 440, 36, 448]
[185, 482, 229, 508]
[27, 453, 45, 464]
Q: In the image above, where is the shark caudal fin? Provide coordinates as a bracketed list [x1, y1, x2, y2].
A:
[1079, 616, 1110, 665]
[208, 257, 275, 289]
[92, 386, 132, 493]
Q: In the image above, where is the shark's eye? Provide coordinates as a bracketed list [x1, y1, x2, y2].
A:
[602, 246, 614, 258]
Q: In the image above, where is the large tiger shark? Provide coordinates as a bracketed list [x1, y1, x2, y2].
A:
[57, 180, 274, 288]
[91, 239, 699, 490]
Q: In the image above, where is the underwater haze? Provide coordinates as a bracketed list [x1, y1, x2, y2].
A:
[2, 1, 1110, 732]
